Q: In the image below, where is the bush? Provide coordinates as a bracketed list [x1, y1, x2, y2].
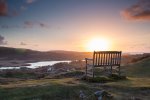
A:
[81, 74, 127, 83]
[89, 76, 113, 83]
[82, 76, 113, 83]
[108, 74, 127, 80]
[54, 71, 84, 78]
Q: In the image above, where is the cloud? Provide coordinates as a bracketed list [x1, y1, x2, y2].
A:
[0, 25, 20, 29]
[39, 22, 48, 28]
[0, 0, 20, 17]
[0, 0, 38, 17]
[26, 0, 37, 4]
[24, 21, 34, 28]
[20, 42, 27, 46]
[24, 21, 48, 28]
[0, 21, 49, 29]
[0, 35, 7, 45]
[121, 0, 150, 21]
[39, 23, 46, 27]
[1, 25, 9, 29]
[20, 42, 39, 47]
[0, 0, 8, 16]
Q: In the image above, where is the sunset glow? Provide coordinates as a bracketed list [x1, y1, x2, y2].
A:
[87, 38, 110, 51]
[0, 0, 149, 52]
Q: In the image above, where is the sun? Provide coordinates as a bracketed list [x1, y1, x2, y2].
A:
[87, 38, 109, 51]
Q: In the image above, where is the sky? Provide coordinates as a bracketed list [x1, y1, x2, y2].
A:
[0, 0, 150, 52]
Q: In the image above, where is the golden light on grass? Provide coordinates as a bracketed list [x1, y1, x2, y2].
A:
[86, 38, 110, 51]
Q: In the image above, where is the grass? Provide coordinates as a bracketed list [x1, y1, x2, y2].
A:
[105, 77, 150, 88]
[0, 72, 37, 79]
[124, 57, 150, 77]
[0, 78, 98, 100]
[85, 76, 113, 83]
[53, 70, 84, 78]
[82, 74, 126, 83]
[0, 77, 149, 100]
[0, 84, 88, 100]
[0, 57, 150, 100]
[0, 78, 79, 88]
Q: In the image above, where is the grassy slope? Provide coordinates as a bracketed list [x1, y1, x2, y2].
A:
[0, 77, 149, 100]
[0, 78, 97, 100]
[124, 57, 150, 77]
[0, 57, 150, 100]
[104, 57, 150, 99]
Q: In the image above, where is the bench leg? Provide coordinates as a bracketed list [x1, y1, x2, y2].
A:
[111, 66, 112, 75]
[85, 60, 87, 78]
[92, 66, 94, 78]
[118, 65, 120, 76]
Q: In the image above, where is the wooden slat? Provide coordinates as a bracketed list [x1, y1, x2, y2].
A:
[92, 52, 122, 66]
[114, 53, 117, 65]
[98, 53, 100, 66]
[117, 53, 120, 65]
[86, 51, 121, 68]
[93, 51, 95, 66]
[110, 53, 113, 65]
[105, 53, 108, 65]
[103, 53, 105, 66]
[108, 53, 110, 66]
[95, 52, 97, 66]
[85, 51, 122, 77]
[100, 53, 103, 66]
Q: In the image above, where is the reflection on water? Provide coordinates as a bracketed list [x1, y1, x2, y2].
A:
[0, 60, 71, 70]
[26, 61, 71, 68]
[0, 67, 20, 70]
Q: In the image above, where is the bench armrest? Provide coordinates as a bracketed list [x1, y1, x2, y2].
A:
[85, 58, 93, 61]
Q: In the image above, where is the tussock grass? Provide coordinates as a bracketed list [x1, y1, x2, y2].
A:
[0, 56, 150, 100]
[0, 84, 86, 100]
[124, 57, 150, 77]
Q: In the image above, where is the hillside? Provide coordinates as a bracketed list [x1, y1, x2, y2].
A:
[124, 57, 150, 77]
[0, 59, 150, 100]
[0, 48, 150, 99]
[0, 46, 92, 61]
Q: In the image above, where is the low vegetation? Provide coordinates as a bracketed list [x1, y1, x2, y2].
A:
[124, 57, 150, 77]
[81, 74, 127, 83]
[0, 53, 150, 100]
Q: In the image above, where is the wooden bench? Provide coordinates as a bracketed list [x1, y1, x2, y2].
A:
[85, 51, 122, 77]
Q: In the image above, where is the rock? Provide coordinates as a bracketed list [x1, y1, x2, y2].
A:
[129, 96, 142, 100]
[79, 90, 86, 100]
[94, 90, 113, 100]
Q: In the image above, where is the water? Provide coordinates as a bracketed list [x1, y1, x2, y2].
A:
[0, 60, 71, 70]
[26, 61, 71, 68]
[0, 67, 20, 70]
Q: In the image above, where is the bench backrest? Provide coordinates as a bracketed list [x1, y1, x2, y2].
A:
[93, 51, 121, 67]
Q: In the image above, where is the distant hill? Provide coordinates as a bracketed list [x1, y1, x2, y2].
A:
[124, 57, 150, 77]
[0, 46, 92, 61]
